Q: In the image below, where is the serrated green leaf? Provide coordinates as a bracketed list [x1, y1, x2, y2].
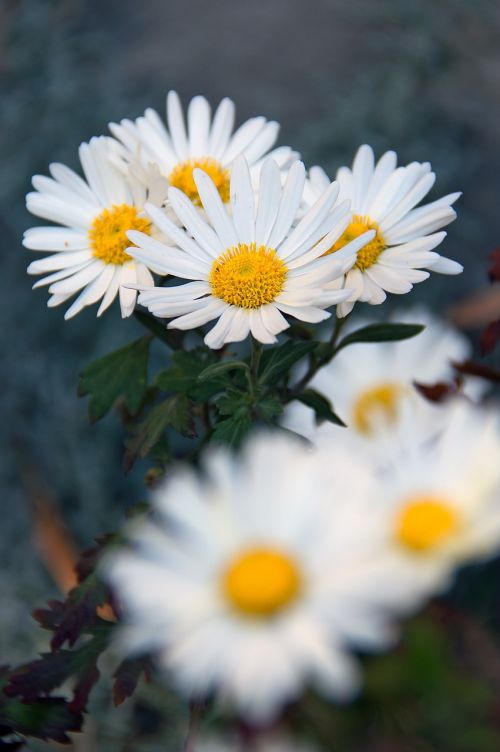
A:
[0, 695, 82, 743]
[156, 348, 225, 402]
[124, 394, 195, 470]
[212, 410, 252, 447]
[257, 394, 283, 422]
[258, 341, 317, 385]
[295, 389, 346, 426]
[78, 336, 152, 421]
[214, 389, 251, 417]
[335, 323, 425, 352]
[198, 360, 250, 381]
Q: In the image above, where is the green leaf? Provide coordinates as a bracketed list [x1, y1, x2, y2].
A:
[257, 393, 284, 422]
[78, 335, 152, 422]
[295, 389, 346, 426]
[124, 394, 195, 470]
[214, 389, 252, 417]
[212, 410, 252, 447]
[258, 341, 317, 385]
[335, 322, 425, 352]
[156, 348, 225, 402]
[0, 694, 82, 743]
[198, 360, 250, 382]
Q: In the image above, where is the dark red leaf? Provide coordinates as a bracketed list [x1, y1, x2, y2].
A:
[488, 248, 500, 283]
[453, 359, 500, 384]
[112, 656, 152, 707]
[480, 319, 500, 356]
[414, 379, 463, 403]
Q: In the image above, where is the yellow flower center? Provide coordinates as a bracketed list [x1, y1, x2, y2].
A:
[325, 214, 386, 271]
[396, 496, 460, 553]
[209, 243, 287, 309]
[353, 382, 403, 435]
[169, 157, 230, 206]
[88, 204, 151, 265]
[223, 547, 302, 618]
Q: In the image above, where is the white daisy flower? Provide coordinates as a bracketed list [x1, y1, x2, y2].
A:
[24, 136, 168, 319]
[106, 433, 399, 722]
[126, 156, 374, 348]
[304, 145, 463, 317]
[109, 90, 297, 207]
[283, 309, 484, 458]
[360, 400, 500, 609]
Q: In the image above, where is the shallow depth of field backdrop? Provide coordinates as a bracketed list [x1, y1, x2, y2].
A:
[2, 0, 500, 749]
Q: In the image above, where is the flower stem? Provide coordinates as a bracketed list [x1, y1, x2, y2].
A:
[183, 700, 205, 752]
[287, 314, 350, 399]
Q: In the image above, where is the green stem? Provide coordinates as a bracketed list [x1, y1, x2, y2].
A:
[249, 337, 263, 399]
[287, 314, 350, 399]
[183, 700, 205, 752]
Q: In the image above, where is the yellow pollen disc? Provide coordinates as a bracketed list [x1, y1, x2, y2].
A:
[88, 204, 151, 265]
[169, 157, 230, 205]
[223, 547, 302, 618]
[353, 382, 403, 435]
[325, 214, 386, 271]
[396, 496, 460, 553]
[209, 243, 287, 309]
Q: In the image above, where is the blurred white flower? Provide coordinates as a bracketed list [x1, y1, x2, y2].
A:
[283, 309, 479, 454]
[24, 136, 168, 319]
[106, 433, 398, 722]
[356, 400, 500, 610]
[109, 90, 297, 206]
[304, 145, 462, 317]
[127, 156, 372, 347]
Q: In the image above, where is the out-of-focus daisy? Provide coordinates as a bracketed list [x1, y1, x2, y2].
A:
[24, 137, 168, 319]
[106, 433, 398, 722]
[127, 156, 373, 348]
[304, 145, 463, 317]
[283, 309, 477, 449]
[361, 401, 500, 608]
[109, 91, 297, 207]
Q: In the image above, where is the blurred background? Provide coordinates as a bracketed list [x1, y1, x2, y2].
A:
[2, 0, 500, 749]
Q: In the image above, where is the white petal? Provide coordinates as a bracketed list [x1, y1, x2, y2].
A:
[169, 299, 229, 332]
[230, 157, 255, 245]
[49, 260, 104, 295]
[168, 189, 221, 257]
[222, 117, 267, 165]
[352, 144, 374, 212]
[167, 91, 190, 161]
[23, 227, 89, 252]
[27, 249, 92, 275]
[193, 169, 239, 248]
[255, 158, 282, 246]
[146, 201, 213, 263]
[249, 308, 277, 344]
[187, 95, 211, 156]
[267, 161, 306, 249]
[208, 98, 236, 160]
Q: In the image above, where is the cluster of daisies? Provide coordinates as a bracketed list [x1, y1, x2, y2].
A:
[107, 315, 500, 723]
[24, 91, 462, 343]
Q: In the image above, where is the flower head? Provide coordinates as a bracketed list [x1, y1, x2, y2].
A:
[24, 136, 168, 319]
[283, 309, 477, 452]
[106, 433, 398, 722]
[364, 400, 500, 607]
[127, 156, 374, 347]
[109, 91, 297, 206]
[304, 146, 463, 317]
